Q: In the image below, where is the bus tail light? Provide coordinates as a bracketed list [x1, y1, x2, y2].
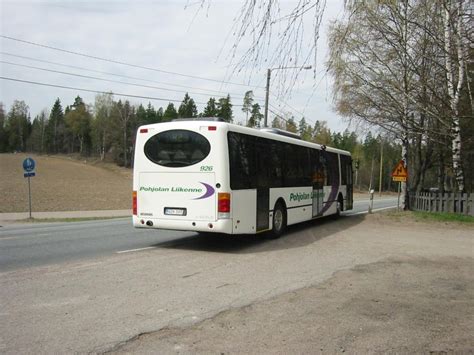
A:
[139, 128, 148, 133]
[132, 191, 137, 215]
[218, 192, 230, 219]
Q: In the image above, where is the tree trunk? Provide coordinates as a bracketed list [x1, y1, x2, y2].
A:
[444, 0, 465, 192]
[401, 132, 409, 210]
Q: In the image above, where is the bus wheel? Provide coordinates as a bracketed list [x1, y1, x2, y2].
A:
[270, 202, 287, 239]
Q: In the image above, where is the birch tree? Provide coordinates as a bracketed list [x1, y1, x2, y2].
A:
[93, 93, 114, 161]
[442, 0, 469, 191]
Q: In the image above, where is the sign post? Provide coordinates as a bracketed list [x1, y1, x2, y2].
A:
[391, 160, 408, 212]
[23, 157, 36, 219]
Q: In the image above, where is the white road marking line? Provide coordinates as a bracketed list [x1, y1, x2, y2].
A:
[116, 246, 157, 254]
[0, 233, 51, 241]
[347, 206, 398, 216]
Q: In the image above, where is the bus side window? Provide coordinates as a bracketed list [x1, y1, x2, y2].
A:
[228, 132, 256, 190]
[341, 155, 347, 185]
[255, 138, 271, 188]
[319, 152, 329, 186]
[269, 141, 283, 187]
[326, 152, 339, 186]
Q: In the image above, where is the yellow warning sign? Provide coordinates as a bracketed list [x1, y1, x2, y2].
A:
[391, 160, 408, 182]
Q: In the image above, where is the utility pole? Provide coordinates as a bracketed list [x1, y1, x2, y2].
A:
[263, 65, 312, 128]
[264, 69, 271, 128]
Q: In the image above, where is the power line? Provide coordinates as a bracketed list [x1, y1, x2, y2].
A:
[0, 76, 246, 107]
[0, 35, 265, 89]
[0, 51, 265, 99]
[1, 60, 265, 103]
[0, 37, 310, 122]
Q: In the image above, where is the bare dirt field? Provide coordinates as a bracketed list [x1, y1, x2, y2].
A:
[0, 154, 132, 212]
[0, 153, 373, 214]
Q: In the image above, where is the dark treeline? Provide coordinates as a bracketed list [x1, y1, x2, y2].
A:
[0, 91, 405, 192]
[0, 93, 233, 168]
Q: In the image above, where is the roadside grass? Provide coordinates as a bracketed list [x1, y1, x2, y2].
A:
[412, 211, 474, 224]
[386, 210, 474, 224]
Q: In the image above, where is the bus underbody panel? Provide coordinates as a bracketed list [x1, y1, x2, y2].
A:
[133, 216, 233, 234]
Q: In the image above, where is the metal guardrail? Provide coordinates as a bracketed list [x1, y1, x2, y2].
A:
[409, 192, 473, 216]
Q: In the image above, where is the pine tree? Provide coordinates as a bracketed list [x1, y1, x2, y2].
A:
[203, 98, 218, 117]
[217, 95, 233, 122]
[146, 102, 158, 123]
[46, 98, 65, 154]
[5, 100, 31, 152]
[178, 93, 197, 118]
[247, 103, 263, 128]
[136, 104, 147, 126]
[162, 103, 178, 122]
[27, 110, 48, 153]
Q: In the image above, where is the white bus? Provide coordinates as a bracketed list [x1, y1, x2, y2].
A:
[132, 118, 353, 237]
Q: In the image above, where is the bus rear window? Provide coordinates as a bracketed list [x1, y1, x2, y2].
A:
[144, 130, 211, 167]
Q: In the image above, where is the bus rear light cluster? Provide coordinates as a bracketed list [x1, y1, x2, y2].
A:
[139, 128, 148, 133]
[132, 191, 137, 215]
[218, 192, 230, 219]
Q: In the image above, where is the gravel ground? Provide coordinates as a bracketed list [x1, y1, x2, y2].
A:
[116, 255, 473, 354]
[0, 154, 132, 212]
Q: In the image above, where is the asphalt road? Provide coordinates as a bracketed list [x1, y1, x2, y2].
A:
[0, 197, 398, 271]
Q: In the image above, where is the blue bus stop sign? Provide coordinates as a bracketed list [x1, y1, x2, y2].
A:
[23, 157, 36, 173]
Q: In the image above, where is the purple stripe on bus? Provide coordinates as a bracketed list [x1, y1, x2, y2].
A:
[193, 182, 215, 200]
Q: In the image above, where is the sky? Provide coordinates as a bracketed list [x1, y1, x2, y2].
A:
[0, 0, 349, 132]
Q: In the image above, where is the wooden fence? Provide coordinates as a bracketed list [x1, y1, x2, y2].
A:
[409, 192, 473, 216]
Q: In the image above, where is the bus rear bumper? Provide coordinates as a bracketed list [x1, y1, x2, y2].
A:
[132, 216, 234, 234]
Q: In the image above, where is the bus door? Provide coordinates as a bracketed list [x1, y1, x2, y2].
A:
[311, 150, 324, 217]
[256, 188, 270, 231]
[342, 155, 354, 210]
[256, 139, 270, 231]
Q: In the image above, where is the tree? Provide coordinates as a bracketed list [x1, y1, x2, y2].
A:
[27, 110, 48, 153]
[202, 98, 219, 117]
[5, 100, 31, 152]
[0, 103, 6, 152]
[178, 93, 198, 118]
[112, 100, 134, 167]
[92, 93, 114, 160]
[136, 104, 147, 126]
[312, 120, 332, 145]
[298, 117, 313, 141]
[145, 102, 157, 123]
[65, 96, 92, 155]
[242, 90, 254, 125]
[162, 103, 178, 122]
[45, 98, 66, 154]
[271, 116, 284, 129]
[285, 117, 297, 133]
[217, 95, 233, 122]
[442, 0, 469, 191]
[247, 103, 263, 128]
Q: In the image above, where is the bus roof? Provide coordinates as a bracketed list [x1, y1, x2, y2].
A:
[138, 119, 352, 156]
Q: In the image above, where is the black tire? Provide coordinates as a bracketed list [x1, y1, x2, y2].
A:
[269, 202, 287, 239]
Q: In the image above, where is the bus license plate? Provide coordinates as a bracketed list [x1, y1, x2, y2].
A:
[164, 208, 186, 216]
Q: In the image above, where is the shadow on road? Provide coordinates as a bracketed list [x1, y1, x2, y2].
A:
[153, 214, 366, 254]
